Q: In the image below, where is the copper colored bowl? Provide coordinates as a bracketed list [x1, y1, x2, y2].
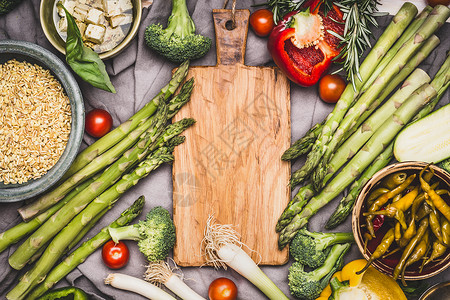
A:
[352, 161, 450, 281]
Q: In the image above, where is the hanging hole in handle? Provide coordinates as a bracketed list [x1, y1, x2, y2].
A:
[225, 20, 236, 31]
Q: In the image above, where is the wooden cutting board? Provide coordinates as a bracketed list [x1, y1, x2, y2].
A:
[172, 9, 290, 266]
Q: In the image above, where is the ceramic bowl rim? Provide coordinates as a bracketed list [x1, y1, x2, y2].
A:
[0, 40, 84, 202]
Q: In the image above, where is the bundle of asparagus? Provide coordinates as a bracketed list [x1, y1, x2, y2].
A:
[277, 3, 450, 249]
[0, 62, 196, 300]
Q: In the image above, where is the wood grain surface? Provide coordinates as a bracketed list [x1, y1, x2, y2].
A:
[172, 9, 290, 266]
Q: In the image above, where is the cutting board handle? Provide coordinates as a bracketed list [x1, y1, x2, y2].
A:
[213, 9, 250, 66]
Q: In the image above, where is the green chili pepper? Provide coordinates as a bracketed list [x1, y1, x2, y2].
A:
[395, 222, 402, 243]
[364, 207, 407, 229]
[357, 228, 395, 275]
[400, 230, 430, 285]
[366, 174, 416, 237]
[36, 286, 88, 300]
[393, 217, 429, 280]
[381, 172, 407, 190]
[429, 210, 444, 244]
[441, 218, 450, 246]
[423, 240, 447, 267]
[419, 166, 450, 222]
[367, 188, 390, 206]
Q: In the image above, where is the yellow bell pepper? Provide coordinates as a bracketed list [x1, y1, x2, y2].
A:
[317, 259, 407, 300]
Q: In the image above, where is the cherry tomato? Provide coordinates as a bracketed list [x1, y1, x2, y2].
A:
[426, 0, 450, 7]
[318, 74, 346, 103]
[102, 240, 129, 269]
[208, 277, 238, 300]
[85, 108, 113, 138]
[250, 9, 275, 37]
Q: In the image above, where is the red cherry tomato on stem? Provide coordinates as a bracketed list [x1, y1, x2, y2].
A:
[85, 108, 113, 138]
[250, 9, 275, 37]
[208, 277, 238, 300]
[318, 74, 346, 103]
[102, 240, 129, 269]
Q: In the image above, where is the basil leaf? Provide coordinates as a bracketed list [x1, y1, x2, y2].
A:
[58, 3, 116, 93]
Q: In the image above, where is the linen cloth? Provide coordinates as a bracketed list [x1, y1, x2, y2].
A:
[0, 0, 449, 299]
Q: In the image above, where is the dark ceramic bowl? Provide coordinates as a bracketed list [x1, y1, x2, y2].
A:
[352, 161, 450, 281]
[0, 40, 84, 202]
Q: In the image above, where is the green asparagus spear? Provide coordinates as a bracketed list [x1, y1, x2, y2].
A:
[19, 79, 194, 221]
[325, 142, 394, 230]
[289, 3, 418, 187]
[341, 34, 440, 143]
[279, 80, 444, 249]
[318, 5, 449, 172]
[359, 6, 433, 94]
[313, 67, 431, 190]
[8, 117, 194, 271]
[0, 176, 96, 254]
[26, 197, 145, 300]
[281, 122, 323, 161]
[7, 148, 174, 299]
[60, 61, 189, 180]
[276, 184, 315, 232]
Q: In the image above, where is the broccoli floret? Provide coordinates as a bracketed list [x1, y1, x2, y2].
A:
[288, 243, 351, 300]
[108, 206, 176, 261]
[290, 228, 354, 268]
[144, 0, 211, 63]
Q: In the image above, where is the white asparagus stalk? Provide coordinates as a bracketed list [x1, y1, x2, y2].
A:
[105, 273, 176, 300]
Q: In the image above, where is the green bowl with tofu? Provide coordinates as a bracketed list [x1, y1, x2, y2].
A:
[40, 0, 142, 60]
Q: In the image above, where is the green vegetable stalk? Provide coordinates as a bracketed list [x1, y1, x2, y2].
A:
[18, 79, 194, 221]
[276, 184, 315, 232]
[288, 3, 418, 187]
[325, 142, 394, 230]
[59, 60, 189, 181]
[317, 5, 449, 172]
[26, 197, 145, 300]
[7, 147, 176, 299]
[145, 0, 212, 62]
[281, 122, 323, 161]
[314, 67, 431, 190]
[59, 4, 115, 93]
[8, 116, 194, 270]
[279, 79, 443, 248]
[0, 177, 95, 254]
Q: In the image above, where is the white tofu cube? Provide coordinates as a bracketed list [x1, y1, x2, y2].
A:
[109, 14, 131, 27]
[100, 26, 124, 51]
[57, 17, 68, 32]
[118, 0, 132, 12]
[57, 0, 76, 17]
[71, 9, 86, 21]
[103, 0, 121, 16]
[74, 3, 90, 15]
[85, 24, 106, 43]
[86, 8, 103, 24]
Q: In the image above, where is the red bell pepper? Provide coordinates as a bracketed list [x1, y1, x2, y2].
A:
[268, 0, 344, 87]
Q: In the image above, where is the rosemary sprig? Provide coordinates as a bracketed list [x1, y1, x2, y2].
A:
[263, 0, 385, 89]
[330, 0, 386, 88]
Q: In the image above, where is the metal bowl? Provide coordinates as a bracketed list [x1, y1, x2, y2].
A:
[0, 40, 84, 202]
[419, 281, 450, 300]
[352, 161, 450, 281]
[40, 0, 142, 60]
